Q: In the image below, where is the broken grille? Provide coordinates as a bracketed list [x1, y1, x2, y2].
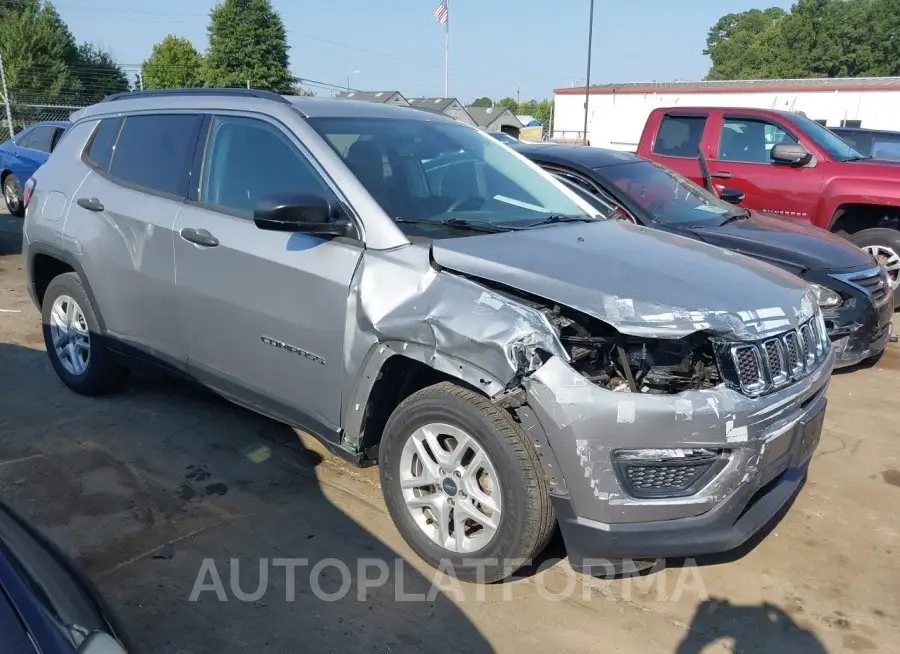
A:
[728, 314, 829, 397]
[847, 269, 890, 306]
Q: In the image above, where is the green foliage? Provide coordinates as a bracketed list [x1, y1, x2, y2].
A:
[141, 35, 205, 90]
[204, 0, 293, 93]
[74, 43, 129, 102]
[705, 0, 900, 80]
[496, 97, 518, 113]
[471, 96, 493, 107]
[0, 1, 126, 105]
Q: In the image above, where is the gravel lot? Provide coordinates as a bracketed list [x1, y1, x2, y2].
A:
[1, 208, 898, 653]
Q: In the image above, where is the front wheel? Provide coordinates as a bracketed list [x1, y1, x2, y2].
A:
[3, 173, 23, 217]
[849, 227, 900, 307]
[379, 382, 556, 582]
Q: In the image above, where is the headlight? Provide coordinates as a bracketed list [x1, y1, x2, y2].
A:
[809, 283, 843, 309]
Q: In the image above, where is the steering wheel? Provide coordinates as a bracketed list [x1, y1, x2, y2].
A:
[443, 194, 485, 214]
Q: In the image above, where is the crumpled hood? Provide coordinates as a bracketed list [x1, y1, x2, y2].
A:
[688, 211, 873, 272]
[431, 221, 817, 340]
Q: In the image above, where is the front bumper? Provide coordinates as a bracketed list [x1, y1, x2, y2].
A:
[819, 269, 894, 368]
[521, 347, 832, 566]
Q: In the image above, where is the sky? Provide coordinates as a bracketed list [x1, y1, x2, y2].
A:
[55, 0, 795, 102]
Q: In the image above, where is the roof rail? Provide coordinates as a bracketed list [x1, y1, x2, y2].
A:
[98, 88, 291, 105]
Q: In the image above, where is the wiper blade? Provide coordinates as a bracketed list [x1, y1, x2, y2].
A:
[520, 214, 596, 228]
[393, 217, 514, 233]
[719, 209, 751, 225]
[844, 155, 871, 161]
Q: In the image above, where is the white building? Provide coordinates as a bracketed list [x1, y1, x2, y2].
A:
[553, 77, 900, 151]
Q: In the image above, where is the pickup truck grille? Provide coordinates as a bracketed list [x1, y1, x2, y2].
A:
[846, 268, 890, 306]
[726, 313, 830, 397]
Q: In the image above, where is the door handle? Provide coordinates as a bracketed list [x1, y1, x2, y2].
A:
[76, 197, 104, 212]
[711, 171, 733, 179]
[180, 227, 219, 248]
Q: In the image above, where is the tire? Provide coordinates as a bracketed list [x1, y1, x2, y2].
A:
[41, 272, 127, 395]
[3, 173, 23, 217]
[848, 227, 900, 307]
[379, 381, 556, 583]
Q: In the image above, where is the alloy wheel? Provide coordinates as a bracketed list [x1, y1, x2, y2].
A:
[3, 176, 20, 214]
[399, 422, 502, 554]
[863, 244, 900, 291]
[49, 295, 91, 376]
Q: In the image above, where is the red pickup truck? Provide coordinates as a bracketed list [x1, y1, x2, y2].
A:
[636, 107, 900, 302]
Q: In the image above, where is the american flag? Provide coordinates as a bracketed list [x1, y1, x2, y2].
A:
[434, 0, 448, 24]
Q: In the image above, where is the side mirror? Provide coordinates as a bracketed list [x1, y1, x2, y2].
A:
[771, 143, 812, 167]
[719, 187, 745, 205]
[253, 194, 349, 236]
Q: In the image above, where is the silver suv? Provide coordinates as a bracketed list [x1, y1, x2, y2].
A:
[23, 89, 833, 582]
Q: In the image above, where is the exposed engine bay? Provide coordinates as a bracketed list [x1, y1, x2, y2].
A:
[542, 305, 723, 395]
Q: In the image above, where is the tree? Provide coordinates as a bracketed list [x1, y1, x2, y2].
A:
[471, 96, 493, 107]
[73, 43, 129, 102]
[0, 0, 81, 104]
[204, 0, 293, 93]
[533, 99, 553, 130]
[704, 0, 900, 80]
[141, 35, 204, 89]
[496, 97, 518, 113]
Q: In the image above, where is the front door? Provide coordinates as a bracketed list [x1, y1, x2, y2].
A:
[174, 114, 363, 433]
[707, 114, 824, 223]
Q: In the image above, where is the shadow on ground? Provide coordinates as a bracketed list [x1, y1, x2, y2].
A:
[0, 341, 493, 654]
[676, 598, 827, 653]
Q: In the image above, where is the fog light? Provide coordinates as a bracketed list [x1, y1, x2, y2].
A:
[612, 448, 725, 499]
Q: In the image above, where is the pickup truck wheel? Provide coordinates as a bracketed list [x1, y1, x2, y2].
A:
[849, 228, 900, 305]
[41, 272, 127, 395]
[379, 381, 555, 582]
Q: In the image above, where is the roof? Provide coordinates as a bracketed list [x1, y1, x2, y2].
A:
[830, 126, 900, 136]
[465, 106, 521, 127]
[514, 142, 642, 168]
[554, 77, 900, 96]
[407, 97, 459, 111]
[32, 120, 72, 128]
[73, 90, 452, 123]
[335, 90, 407, 103]
[516, 115, 541, 126]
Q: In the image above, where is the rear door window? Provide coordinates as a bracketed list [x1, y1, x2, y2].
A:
[109, 114, 202, 197]
[871, 137, 900, 161]
[652, 115, 707, 158]
[23, 126, 57, 153]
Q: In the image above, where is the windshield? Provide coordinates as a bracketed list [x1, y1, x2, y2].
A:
[785, 113, 866, 161]
[306, 117, 593, 236]
[595, 160, 741, 226]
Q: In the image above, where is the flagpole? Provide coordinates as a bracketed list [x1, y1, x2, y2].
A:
[444, 0, 450, 96]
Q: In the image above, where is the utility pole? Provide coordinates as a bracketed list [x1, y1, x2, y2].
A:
[583, 0, 595, 145]
[444, 0, 450, 97]
[516, 86, 520, 105]
[0, 54, 14, 140]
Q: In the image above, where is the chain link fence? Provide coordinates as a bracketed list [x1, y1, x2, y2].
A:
[1, 101, 86, 141]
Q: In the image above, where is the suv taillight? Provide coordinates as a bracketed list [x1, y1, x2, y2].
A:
[23, 177, 35, 209]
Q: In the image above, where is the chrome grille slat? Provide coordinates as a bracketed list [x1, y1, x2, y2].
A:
[728, 314, 830, 397]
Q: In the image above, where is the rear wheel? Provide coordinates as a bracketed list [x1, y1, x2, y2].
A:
[379, 382, 555, 582]
[3, 173, 23, 216]
[41, 272, 127, 395]
[849, 227, 900, 307]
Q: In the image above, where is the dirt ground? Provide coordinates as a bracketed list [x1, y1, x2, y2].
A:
[1, 208, 898, 654]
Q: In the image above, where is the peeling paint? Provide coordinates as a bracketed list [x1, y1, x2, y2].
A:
[674, 399, 693, 421]
[616, 400, 636, 424]
[726, 424, 750, 443]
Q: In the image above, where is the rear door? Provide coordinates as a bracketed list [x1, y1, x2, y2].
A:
[705, 113, 824, 222]
[174, 113, 363, 433]
[65, 113, 202, 361]
[645, 112, 710, 185]
[8, 125, 56, 182]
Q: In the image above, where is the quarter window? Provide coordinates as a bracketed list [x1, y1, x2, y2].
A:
[84, 118, 123, 171]
[199, 116, 336, 216]
[719, 118, 797, 163]
[652, 115, 707, 158]
[109, 114, 202, 197]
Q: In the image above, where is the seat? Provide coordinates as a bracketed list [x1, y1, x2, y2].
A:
[344, 140, 390, 211]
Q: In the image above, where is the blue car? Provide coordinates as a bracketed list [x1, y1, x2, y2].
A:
[0, 498, 131, 652]
[1, 120, 71, 215]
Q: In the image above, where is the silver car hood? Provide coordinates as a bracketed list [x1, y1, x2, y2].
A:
[430, 221, 816, 340]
